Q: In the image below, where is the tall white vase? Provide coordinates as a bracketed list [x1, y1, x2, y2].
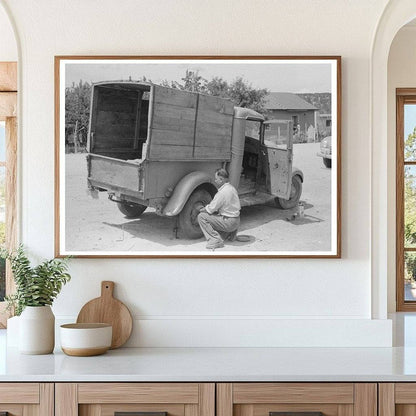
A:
[19, 306, 55, 354]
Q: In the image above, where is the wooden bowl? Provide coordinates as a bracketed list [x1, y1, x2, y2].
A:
[60, 323, 112, 356]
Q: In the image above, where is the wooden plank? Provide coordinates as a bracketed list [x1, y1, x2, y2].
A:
[217, 384, 233, 416]
[154, 103, 196, 120]
[0, 62, 17, 91]
[149, 144, 194, 160]
[154, 85, 198, 108]
[96, 121, 136, 142]
[239, 405, 253, 416]
[337, 404, 353, 416]
[197, 94, 234, 115]
[196, 122, 233, 137]
[379, 384, 395, 416]
[39, 383, 54, 416]
[185, 404, 198, 416]
[0, 383, 39, 403]
[196, 111, 234, 127]
[199, 384, 215, 416]
[233, 383, 354, 404]
[101, 403, 185, 416]
[78, 383, 199, 404]
[99, 95, 137, 113]
[90, 156, 140, 191]
[80, 404, 101, 416]
[194, 145, 231, 159]
[397, 405, 416, 416]
[55, 383, 78, 416]
[152, 114, 195, 133]
[196, 111, 234, 126]
[151, 129, 194, 146]
[23, 404, 39, 416]
[395, 383, 416, 403]
[195, 133, 232, 149]
[353, 384, 377, 416]
[397, 88, 416, 96]
[0, 92, 17, 120]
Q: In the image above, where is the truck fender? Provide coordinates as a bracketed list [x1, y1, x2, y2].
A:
[292, 167, 304, 182]
[163, 171, 216, 217]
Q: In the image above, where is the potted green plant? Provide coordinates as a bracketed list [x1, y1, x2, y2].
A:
[1, 245, 71, 354]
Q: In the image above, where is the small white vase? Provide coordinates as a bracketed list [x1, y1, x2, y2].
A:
[6, 315, 20, 347]
[19, 306, 55, 354]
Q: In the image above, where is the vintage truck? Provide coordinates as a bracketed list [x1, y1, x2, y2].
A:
[86, 81, 304, 238]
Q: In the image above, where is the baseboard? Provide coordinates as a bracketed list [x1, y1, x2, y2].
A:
[56, 317, 392, 347]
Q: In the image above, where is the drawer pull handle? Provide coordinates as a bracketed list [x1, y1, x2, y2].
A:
[115, 412, 167, 416]
[270, 413, 324, 416]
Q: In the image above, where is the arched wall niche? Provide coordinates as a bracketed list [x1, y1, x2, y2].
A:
[371, 0, 416, 319]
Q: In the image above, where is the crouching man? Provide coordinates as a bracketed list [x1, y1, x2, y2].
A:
[198, 168, 240, 250]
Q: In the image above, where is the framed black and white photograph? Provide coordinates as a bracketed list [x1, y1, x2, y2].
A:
[55, 56, 341, 258]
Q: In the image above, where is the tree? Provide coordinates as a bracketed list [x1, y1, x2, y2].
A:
[178, 70, 208, 93]
[205, 76, 229, 98]
[65, 80, 92, 147]
[227, 77, 269, 113]
[170, 71, 269, 113]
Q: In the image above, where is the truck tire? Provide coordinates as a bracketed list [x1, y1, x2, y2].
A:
[323, 158, 332, 168]
[117, 201, 147, 218]
[275, 175, 302, 210]
[179, 189, 212, 239]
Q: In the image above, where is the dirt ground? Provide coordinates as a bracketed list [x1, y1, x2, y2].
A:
[64, 143, 333, 254]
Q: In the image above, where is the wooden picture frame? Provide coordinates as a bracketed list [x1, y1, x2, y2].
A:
[55, 56, 341, 258]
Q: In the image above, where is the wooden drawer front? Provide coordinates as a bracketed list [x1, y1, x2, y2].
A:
[218, 384, 376, 416]
[78, 383, 200, 404]
[0, 383, 53, 416]
[57, 383, 215, 416]
[394, 384, 416, 404]
[0, 383, 39, 403]
[233, 384, 354, 404]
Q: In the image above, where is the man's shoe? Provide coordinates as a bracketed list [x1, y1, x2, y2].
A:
[227, 230, 238, 242]
[206, 241, 225, 250]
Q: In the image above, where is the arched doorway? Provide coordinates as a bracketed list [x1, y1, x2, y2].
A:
[371, 0, 416, 319]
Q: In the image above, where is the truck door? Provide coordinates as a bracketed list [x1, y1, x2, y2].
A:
[262, 120, 293, 199]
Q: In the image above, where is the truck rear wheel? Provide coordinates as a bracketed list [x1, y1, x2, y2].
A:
[117, 201, 147, 218]
[179, 189, 212, 239]
[275, 175, 302, 210]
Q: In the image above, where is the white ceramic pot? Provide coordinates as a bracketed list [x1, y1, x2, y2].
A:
[60, 323, 112, 356]
[19, 306, 55, 354]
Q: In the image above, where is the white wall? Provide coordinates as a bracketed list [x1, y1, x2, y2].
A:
[387, 25, 416, 312]
[0, 0, 393, 346]
[0, 4, 17, 61]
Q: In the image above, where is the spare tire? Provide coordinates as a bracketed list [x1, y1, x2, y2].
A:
[117, 201, 147, 218]
[275, 175, 302, 210]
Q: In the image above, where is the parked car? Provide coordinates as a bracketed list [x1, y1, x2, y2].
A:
[86, 81, 304, 238]
[317, 135, 332, 168]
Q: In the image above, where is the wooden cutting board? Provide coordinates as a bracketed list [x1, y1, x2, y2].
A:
[76, 281, 133, 349]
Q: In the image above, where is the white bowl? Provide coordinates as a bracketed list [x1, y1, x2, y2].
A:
[60, 323, 112, 356]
